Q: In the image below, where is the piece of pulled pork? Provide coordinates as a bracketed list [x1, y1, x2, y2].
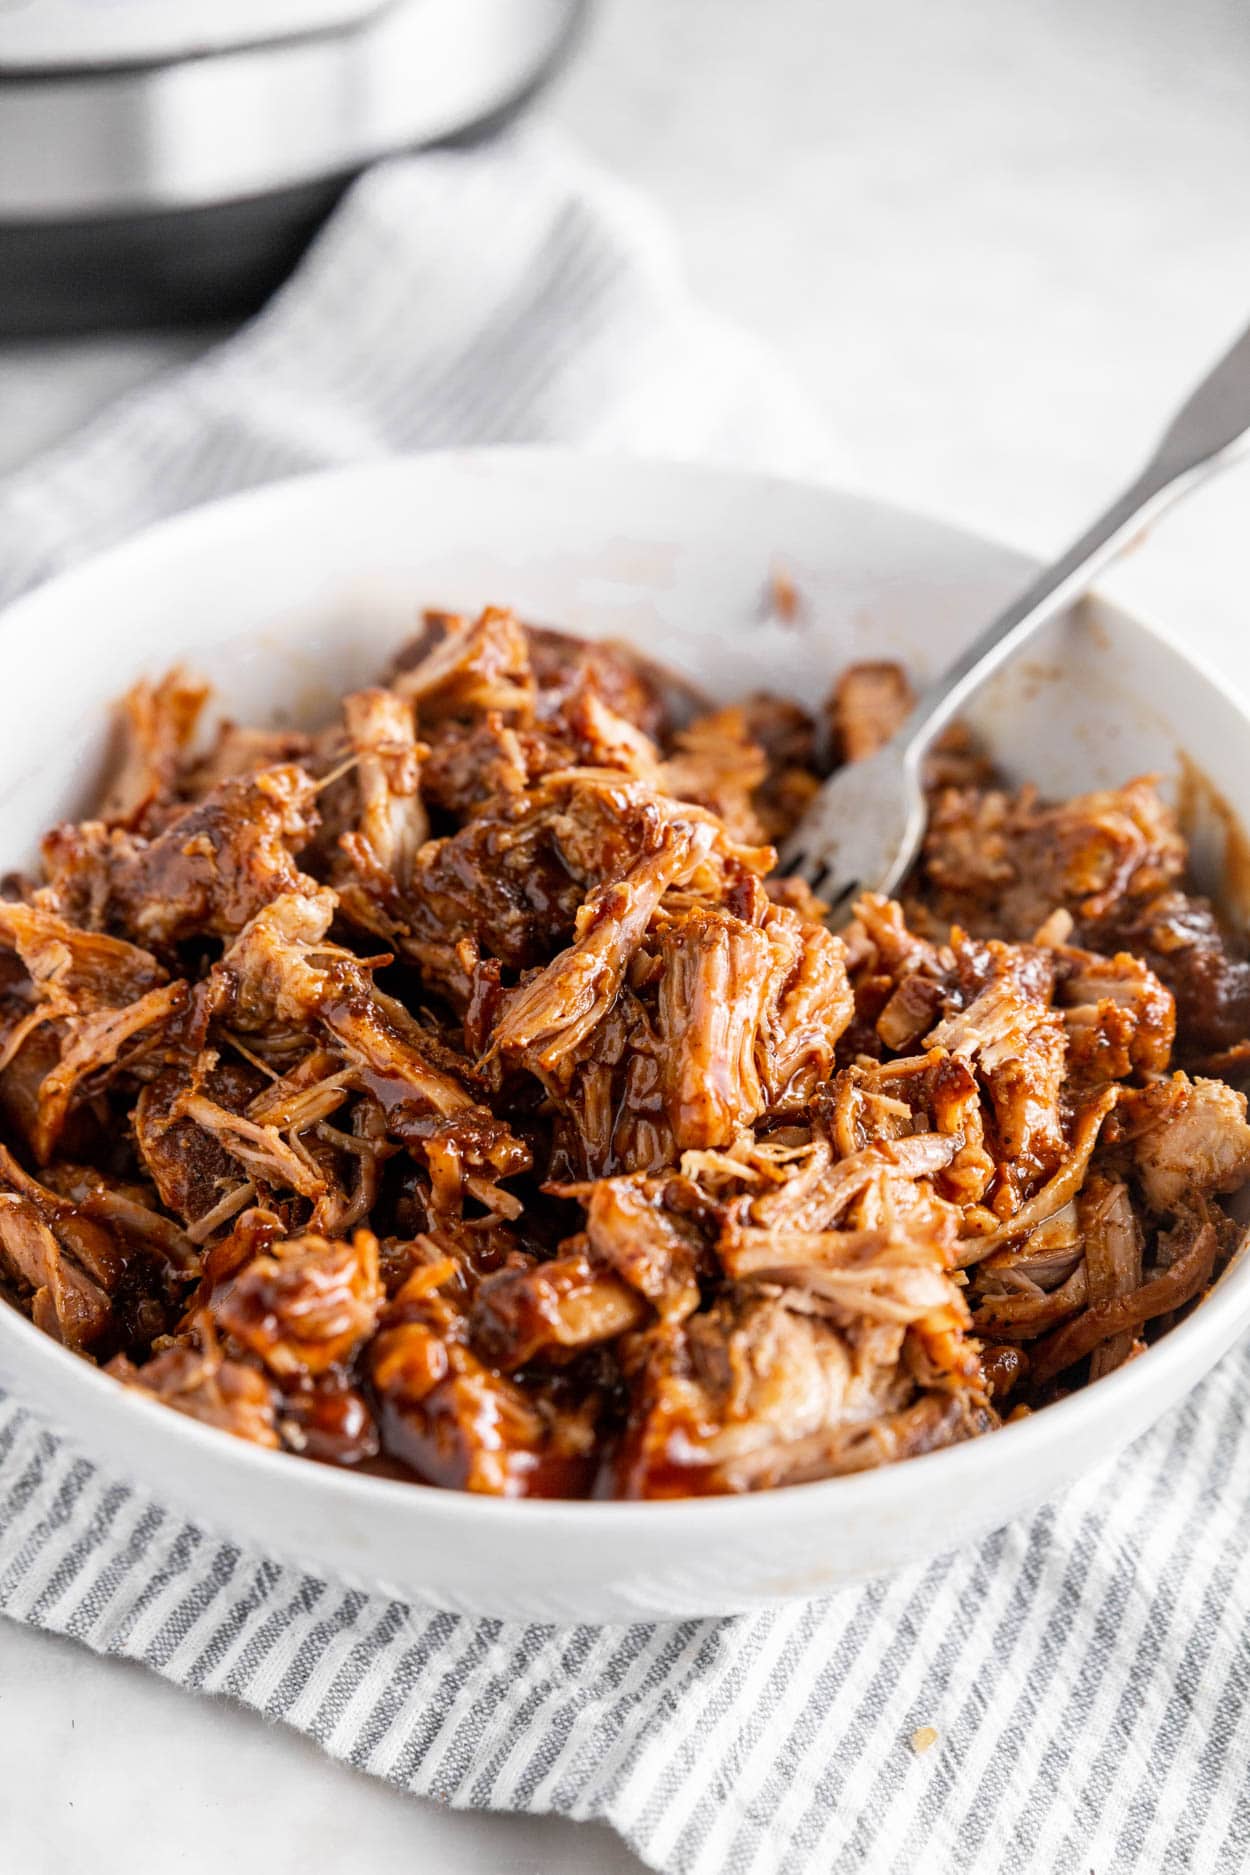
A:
[0, 616, 1246, 1498]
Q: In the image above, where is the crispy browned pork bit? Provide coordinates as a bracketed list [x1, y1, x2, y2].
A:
[1, 615, 1248, 1496]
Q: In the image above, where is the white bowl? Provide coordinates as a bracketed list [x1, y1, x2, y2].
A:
[0, 448, 1247, 1622]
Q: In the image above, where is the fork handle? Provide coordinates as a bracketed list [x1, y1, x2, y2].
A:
[902, 317, 1250, 762]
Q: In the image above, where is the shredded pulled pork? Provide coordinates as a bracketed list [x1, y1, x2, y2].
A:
[1, 612, 1247, 1499]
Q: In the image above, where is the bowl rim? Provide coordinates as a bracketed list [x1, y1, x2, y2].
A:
[1, 442, 1248, 1537]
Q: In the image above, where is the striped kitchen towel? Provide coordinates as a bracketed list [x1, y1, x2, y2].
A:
[1, 128, 1249, 1875]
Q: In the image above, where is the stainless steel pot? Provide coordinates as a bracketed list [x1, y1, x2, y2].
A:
[0, 0, 586, 331]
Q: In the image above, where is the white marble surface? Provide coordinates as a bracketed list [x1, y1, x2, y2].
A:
[0, 1619, 640, 1873]
[5, 1, 1250, 1869]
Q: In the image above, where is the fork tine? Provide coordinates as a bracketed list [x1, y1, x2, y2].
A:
[780, 840, 827, 888]
[778, 736, 926, 912]
[776, 838, 861, 926]
[825, 880, 861, 923]
[780, 839, 848, 899]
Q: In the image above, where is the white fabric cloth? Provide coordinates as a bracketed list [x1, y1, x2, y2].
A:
[2, 128, 1249, 1875]
[0, 131, 840, 607]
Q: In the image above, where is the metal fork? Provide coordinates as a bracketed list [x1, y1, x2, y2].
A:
[780, 319, 1250, 918]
